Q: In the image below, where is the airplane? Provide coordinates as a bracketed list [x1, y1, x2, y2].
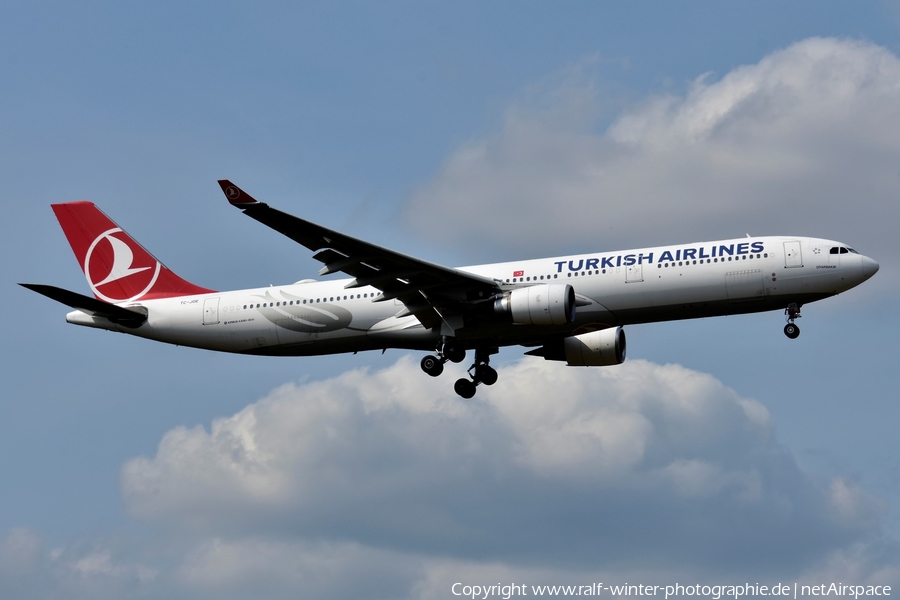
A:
[21, 180, 879, 398]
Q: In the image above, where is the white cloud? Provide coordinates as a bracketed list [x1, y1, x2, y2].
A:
[119, 356, 887, 589]
[0, 529, 160, 600]
[406, 38, 900, 291]
[797, 542, 900, 586]
[177, 538, 419, 600]
[0, 528, 42, 578]
[5, 354, 897, 598]
[69, 550, 157, 582]
[829, 478, 885, 523]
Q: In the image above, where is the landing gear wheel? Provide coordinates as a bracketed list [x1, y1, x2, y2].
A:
[445, 345, 466, 364]
[784, 323, 800, 339]
[421, 355, 444, 377]
[454, 378, 477, 399]
[474, 365, 498, 386]
[783, 303, 802, 339]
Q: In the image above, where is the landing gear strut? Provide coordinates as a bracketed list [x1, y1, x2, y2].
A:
[784, 303, 801, 339]
[420, 336, 467, 378]
[454, 347, 499, 399]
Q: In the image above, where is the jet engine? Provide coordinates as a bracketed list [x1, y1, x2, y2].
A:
[526, 327, 626, 366]
[493, 283, 576, 326]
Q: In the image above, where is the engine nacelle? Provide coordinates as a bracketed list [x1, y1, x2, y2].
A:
[494, 284, 576, 326]
[529, 327, 626, 366]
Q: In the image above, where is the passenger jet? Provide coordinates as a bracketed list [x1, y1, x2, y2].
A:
[22, 180, 879, 398]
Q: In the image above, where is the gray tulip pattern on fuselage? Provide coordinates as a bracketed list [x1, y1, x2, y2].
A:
[252, 290, 354, 333]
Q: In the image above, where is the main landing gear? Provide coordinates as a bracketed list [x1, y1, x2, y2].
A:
[420, 340, 498, 398]
[420, 336, 466, 377]
[784, 302, 801, 339]
[454, 347, 499, 399]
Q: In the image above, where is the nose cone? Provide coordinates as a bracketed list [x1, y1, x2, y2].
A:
[861, 256, 879, 280]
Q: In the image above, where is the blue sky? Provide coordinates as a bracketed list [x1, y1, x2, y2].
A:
[3, 2, 900, 598]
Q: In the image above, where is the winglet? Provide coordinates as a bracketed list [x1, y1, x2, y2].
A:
[218, 180, 262, 207]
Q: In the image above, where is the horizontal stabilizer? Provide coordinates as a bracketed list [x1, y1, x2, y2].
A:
[20, 283, 148, 328]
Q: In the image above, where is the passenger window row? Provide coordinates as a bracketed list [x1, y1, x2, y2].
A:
[506, 274, 560, 283]
[241, 292, 382, 310]
[657, 253, 767, 268]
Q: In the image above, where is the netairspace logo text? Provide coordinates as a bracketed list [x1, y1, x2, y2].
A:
[450, 582, 892, 600]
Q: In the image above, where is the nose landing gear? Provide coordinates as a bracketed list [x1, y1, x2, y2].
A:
[784, 303, 801, 339]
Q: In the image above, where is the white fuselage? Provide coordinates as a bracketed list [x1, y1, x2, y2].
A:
[66, 236, 879, 356]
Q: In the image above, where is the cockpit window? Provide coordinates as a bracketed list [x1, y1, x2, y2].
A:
[840, 247, 848, 254]
[848, 248, 858, 254]
[830, 247, 839, 254]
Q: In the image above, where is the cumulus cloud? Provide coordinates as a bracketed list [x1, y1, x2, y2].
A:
[406, 37, 900, 290]
[176, 538, 419, 600]
[117, 355, 889, 595]
[0, 528, 160, 600]
[5, 355, 896, 598]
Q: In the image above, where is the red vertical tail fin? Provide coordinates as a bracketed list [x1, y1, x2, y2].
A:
[52, 201, 215, 302]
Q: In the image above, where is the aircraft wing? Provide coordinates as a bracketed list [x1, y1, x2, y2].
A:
[217, 180, 500, 330]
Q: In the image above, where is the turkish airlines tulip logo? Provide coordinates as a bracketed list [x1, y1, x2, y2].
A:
[85, 228, 161, 302]
[225, 186, 240, 201]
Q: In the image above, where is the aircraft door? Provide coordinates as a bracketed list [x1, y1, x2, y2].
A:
[783, 241, 803, 268]
[203, 297, 220, 325]
[625, 263, 643, 282]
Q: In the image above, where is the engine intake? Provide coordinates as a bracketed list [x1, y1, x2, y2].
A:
[494, 284, 576, 326]
[527, 327, 626, 366]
